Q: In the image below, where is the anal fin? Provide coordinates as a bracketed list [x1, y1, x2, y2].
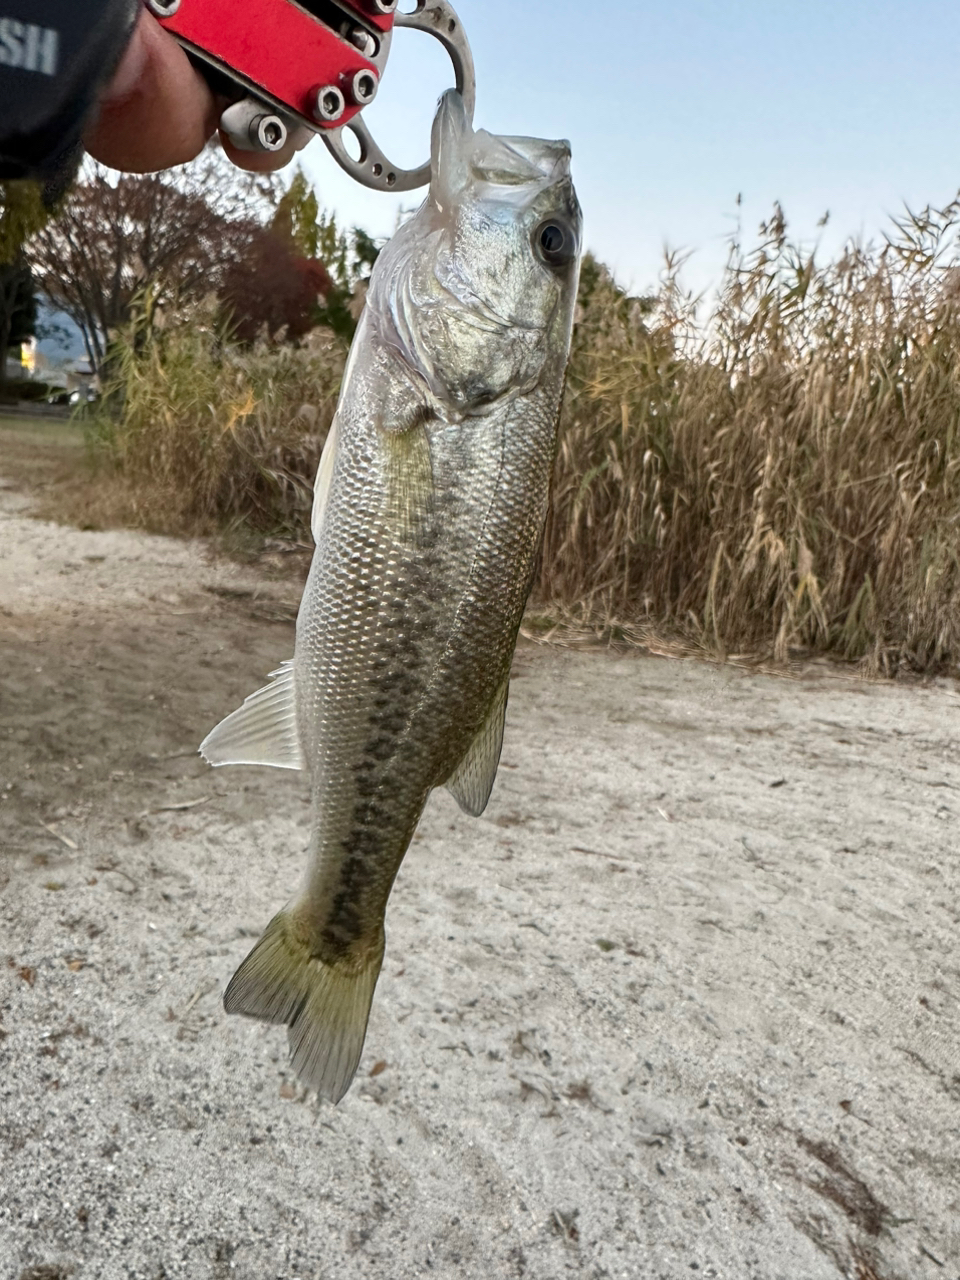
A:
[445, 674, 509, 816]
[199, 661, 304, 770]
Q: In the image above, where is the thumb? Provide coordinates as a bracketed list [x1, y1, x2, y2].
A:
[85, 10, 220, 173]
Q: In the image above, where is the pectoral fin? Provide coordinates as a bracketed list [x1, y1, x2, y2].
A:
[199, 661, 304, 770]
[445, 675, 509, 816]
[383, 415, 434, 544]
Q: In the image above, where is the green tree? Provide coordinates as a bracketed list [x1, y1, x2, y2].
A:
[272, 169, 381, 342]
[271, 168, 320, 258]
[0, 180, 48, 262]
[0, 181, 45, 385]
[0, 260, 37, 384]
[313, 212, 381, 342]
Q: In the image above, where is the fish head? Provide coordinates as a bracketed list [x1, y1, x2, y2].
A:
[371, 91, 583, 415]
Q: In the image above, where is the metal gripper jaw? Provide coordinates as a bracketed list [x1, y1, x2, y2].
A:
[151, 0, 476, 193]
[322, 0, 476, 192]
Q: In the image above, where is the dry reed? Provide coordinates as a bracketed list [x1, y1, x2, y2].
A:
[97, 202, 960, 672]
[538, 204, 960, 673]
[89, 295, 343, 539]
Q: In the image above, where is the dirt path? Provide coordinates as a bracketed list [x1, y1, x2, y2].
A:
[1, 439, 959, 1280]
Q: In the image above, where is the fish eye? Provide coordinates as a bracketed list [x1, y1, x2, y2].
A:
[534, 219, 576, 269]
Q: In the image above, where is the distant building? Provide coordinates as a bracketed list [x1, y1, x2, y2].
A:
[16, 302, 92, 392]
[30, 301, 90, 376]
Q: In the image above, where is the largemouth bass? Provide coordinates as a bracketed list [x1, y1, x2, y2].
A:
[201, 90, 582, 1103]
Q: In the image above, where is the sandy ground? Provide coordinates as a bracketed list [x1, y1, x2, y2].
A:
[1, 445, 959, 1280]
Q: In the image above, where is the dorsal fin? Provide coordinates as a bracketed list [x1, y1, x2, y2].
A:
[199, 661, 304, 771]
[444, 675, 509, 816]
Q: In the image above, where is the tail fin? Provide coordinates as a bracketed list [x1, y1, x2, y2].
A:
[223, 907, 384, 1104]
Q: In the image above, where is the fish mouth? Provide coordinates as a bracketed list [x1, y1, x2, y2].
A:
[495, 134, 572, 181]
[429, 89, 472, 210]
[432, 87, 472, 155]
[430, 89, 573, 206]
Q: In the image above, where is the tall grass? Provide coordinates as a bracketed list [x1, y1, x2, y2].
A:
[95, 203, 960, 672]
[539, 204, 960, 672]
[89, 296, 343, 539]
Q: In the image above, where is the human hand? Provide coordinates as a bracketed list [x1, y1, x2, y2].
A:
[84, 8, 308, 174]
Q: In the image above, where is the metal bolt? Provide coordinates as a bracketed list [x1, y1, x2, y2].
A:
[145, 0, 181, 15]
[311, 86, 347, 124]
[370, 0, 398, 13]
[349, 70, 379, 106]
[345, 26, 379, 58]
[253, 115, 287, 152]
[220, 98, 292, 153]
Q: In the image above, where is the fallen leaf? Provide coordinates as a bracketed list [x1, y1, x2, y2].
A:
[39, 821, 78, 851]
[146, 796, 211, 816]
[369, 1060, 388, 1078]
[551, 1208, 580, 1242]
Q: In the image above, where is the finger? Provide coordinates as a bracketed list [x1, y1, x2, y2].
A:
[84, 11, 221, 172]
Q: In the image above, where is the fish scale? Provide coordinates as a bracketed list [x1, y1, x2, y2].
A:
[201, 89, 582, 1102]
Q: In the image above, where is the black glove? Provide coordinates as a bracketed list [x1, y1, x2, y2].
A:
[0, 0, 139, 197]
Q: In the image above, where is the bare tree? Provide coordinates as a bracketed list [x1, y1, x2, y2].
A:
[25, 149, 275, 370]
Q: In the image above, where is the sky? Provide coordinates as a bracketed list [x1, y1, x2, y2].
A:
[298, 0, 960, 299]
